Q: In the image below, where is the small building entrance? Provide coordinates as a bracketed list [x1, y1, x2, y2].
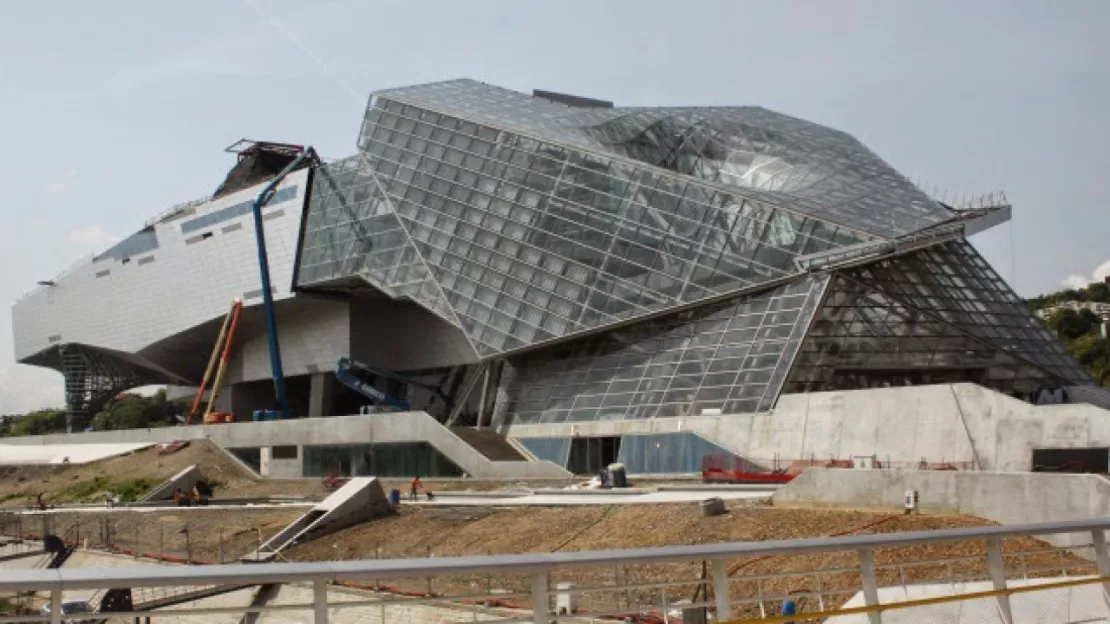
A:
[567, 437, 621, 475]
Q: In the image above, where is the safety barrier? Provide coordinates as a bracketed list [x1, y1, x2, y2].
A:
[0, 518, 1108, 623]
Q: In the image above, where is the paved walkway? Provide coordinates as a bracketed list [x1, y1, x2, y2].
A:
[411, 487, 775, 507]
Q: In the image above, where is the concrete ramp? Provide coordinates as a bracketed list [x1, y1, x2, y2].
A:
[140, 465, 202, 502]
[0, 442, 153, 466]
[243, 477, 391, 562]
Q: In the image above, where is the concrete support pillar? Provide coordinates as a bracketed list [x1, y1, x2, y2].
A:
[259, 447, 272, 477]
[309, 373, 334, 418]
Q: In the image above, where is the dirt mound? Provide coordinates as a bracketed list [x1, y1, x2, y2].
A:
[0, 440, 262, 506]
[281, 503, 1093, 616]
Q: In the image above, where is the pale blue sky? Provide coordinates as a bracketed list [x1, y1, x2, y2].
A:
[2, 0, 1108, 412]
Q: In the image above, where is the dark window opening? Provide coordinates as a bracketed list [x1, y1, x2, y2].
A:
[272, 445, 298, 460]
[1031, 448, 1108, 474]
[567, 436, 621, 475]
[201, 232, 213, 240]
[229, 447, 262, 473]
[303, 442, 463, 478]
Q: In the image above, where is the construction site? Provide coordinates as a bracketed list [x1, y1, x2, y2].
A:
[5, 78, 1110, 622]
[0, 439, 1102, 623]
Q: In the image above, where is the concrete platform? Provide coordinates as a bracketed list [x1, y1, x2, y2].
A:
[0, 442, 153, 465]
[829, 576, 1109, 623]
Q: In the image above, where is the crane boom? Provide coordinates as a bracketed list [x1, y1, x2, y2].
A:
[249, 146, 318, 420]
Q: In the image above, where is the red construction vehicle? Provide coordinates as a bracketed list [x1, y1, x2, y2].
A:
[701, 455, 796, 485]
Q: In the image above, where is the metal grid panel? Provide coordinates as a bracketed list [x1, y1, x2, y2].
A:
[502, 275, 827, 423]
[370, 78, 953, 239]
[785, 241, 1092, 396]
[297, 155, 461, 329]
[353, 96, 857, 355]
[848, 240, 1089, 384]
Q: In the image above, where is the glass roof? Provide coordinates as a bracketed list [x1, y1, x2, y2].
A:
[372, 79, 956, 239]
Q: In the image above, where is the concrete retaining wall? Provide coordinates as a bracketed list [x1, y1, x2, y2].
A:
[774, 468, 1110, 549]
[0, 412, 569, 480]
[507, 383, 1110, 472]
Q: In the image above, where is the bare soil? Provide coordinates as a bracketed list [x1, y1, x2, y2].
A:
[279, 502, 1094, 617]
[1, 507, 304, 564]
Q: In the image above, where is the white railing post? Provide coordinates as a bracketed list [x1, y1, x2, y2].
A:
[858, 548, 882, 624]
[530, 571, 549, 624]
[1092, 530, 1110, 600]
[711, 559, 732, 621]
[49, 588, 62, 624]
[987, 537, 1014, 624]
[313, 580, 329, 623]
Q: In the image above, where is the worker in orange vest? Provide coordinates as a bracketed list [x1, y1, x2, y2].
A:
[410, 476, 424, 502]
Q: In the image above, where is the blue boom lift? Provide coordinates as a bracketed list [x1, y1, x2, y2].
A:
[333, 357, 450, 413]
[249, 145, 318, 421]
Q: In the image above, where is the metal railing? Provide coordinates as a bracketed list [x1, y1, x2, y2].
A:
[1, 518, 1108, 623]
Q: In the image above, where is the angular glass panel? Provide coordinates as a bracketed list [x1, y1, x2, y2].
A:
[784, 242, 1091, 398]
[502, 275, 827, 423]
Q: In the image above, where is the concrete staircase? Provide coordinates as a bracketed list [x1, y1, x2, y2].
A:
[450, 427, 527, 461]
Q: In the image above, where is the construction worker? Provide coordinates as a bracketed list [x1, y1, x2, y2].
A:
[410, 476, 424, 502]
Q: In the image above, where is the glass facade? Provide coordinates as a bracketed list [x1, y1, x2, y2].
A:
[371, 79, 951, 239]
[617, 432, 736, 475]
[501, 276, 827, 423]
[785, 241, 1091, 396]
[302, 442, 463, 478]
[298, 156, 460, 326]
[290, 78, 1093, 426]
[515, 432, 738, 475]
[517, 437, 571, 466]
[299, 82, 870, 357]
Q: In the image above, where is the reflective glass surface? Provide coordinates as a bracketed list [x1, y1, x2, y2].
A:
[298, 155, 460, 327]
[342, 95, 860, 355]
[617, 432, 736, 475]
[372, 79, 952, 239]
[785, 241, 1091, 396]
[501, 276, 827, 423]
[517, 437, 571, 466]
[302, 442, 463, 478]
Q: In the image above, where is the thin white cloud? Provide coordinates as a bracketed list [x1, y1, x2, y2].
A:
[241, 0, 366, 108]
[67, 225, 117, 249]
[1062, 259, 1110, 289]
[45, 168, 78, 198]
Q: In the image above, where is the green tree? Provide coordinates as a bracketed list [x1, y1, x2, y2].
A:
[1047, 308, 1102, 341]
[1069, 334, 1110, 386]
[6, 410, 67, 436]
[89, 390, 180, 431]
